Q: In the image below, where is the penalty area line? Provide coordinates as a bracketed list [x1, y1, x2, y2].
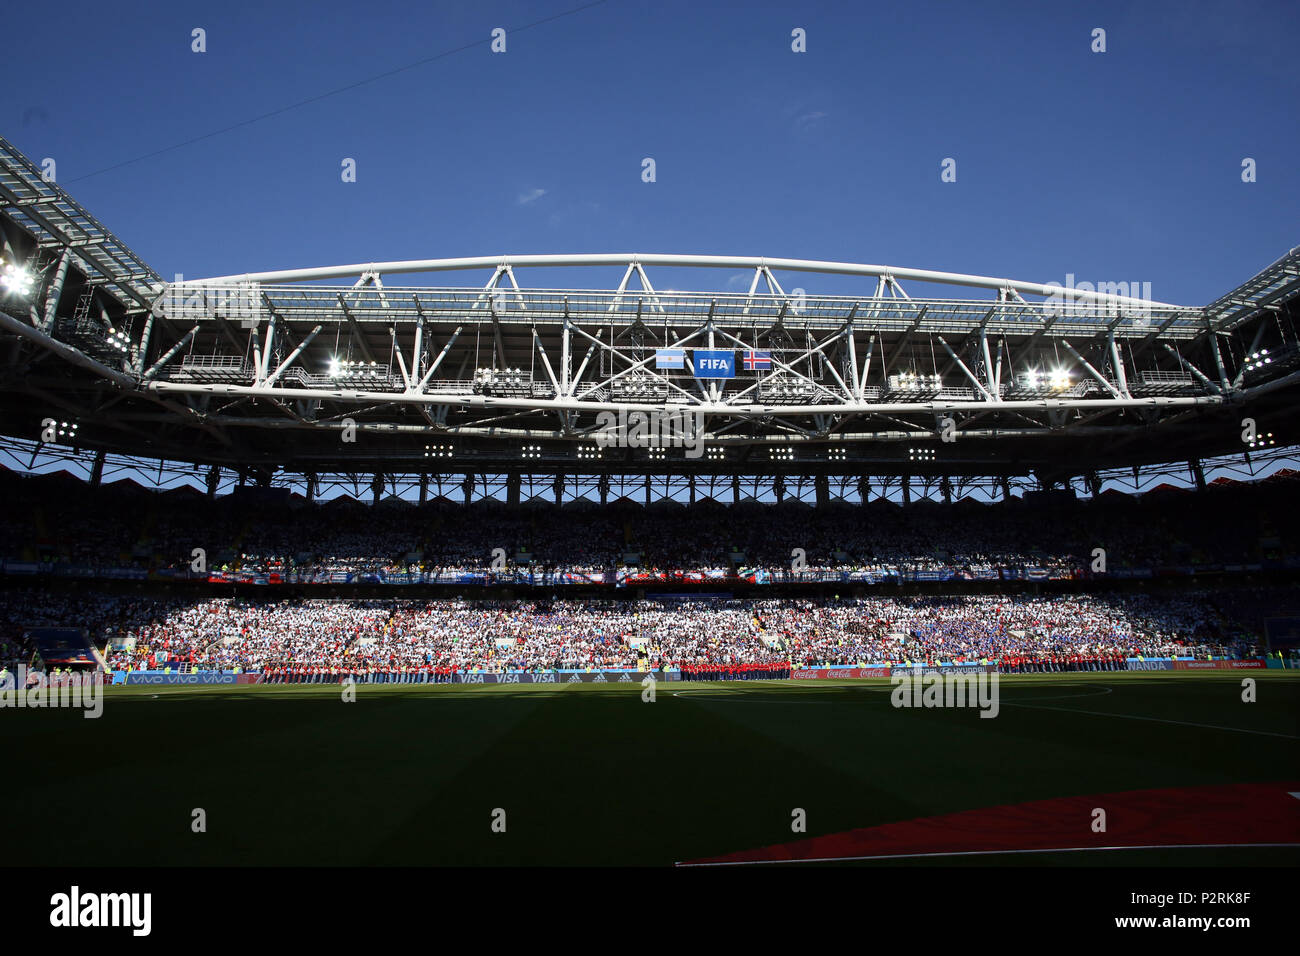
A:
[999, 699, 1300, 740]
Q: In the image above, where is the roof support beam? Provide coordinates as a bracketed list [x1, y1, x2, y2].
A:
[141, 325, 200, 381]
[410, 315, 423, 384]
[337, 294, 376, 364]
[1006, 313, 1057, 371]
[531, 328, 561, 396]
[1231, 320, 1270, 389]
[1060, 339, 1122, 398]
[844, 306, 860, 397]
[414, 325, 462, 393]
[265, 325, 322, 387]
[858, 333, 876, 400]
[1107, 328, 1131, 398]
[255, 314, 276, 385]
[390, 328, 412, 390]
[41, 248, 71, 333]
[212, 314, 245, 354]
[1161, 343, 1222, 395]
[561, 308, 571, 394]
[1204, 316, 1230, 391]
[568, 338, 600, 398]
[937, 336, 995, 402]
[881, 306, 929, 377]
[980, 326, 997, 396]
[135, 303, 159, 375]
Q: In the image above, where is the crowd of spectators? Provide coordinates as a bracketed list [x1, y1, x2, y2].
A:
[0, 588, 1262, 675]
[0, 466, 1288, 679]
[0, 632, 34, 672]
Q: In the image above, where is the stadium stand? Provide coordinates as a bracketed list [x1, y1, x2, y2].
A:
[1, 466, 1298, 581]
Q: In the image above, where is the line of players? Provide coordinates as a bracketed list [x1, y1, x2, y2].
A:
[254, 654, 1145, 682]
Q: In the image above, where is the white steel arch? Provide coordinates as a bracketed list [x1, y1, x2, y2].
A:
[185, 253, 1187, 311]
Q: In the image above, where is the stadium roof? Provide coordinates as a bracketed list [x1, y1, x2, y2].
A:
[1, 135, 1298, 486]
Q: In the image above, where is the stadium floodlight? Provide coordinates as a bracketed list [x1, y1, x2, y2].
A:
[106, 327, 132, 353]
[1048, 367, 1071, 390]
[1244, 349, 1272, 373]
[1, 260, 34, 298]
[323, 357, 391, 382]
[885, 371, 942, 397]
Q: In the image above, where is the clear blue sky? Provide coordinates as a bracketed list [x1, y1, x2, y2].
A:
[7, 0, 1299, 305]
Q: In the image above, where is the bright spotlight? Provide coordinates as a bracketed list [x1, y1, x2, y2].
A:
[1048, 367, 1070, 390]
[327, 358, 341, 378]
[1, 261, 34, 298]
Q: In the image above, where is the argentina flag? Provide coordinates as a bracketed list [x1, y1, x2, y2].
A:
[654, 348, 685, 369]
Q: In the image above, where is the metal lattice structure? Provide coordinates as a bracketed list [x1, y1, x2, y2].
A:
[2, 135, 1298, 493]
[5, 435, 1296, 506]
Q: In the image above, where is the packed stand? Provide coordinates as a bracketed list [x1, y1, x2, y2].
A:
[0, 589, 1262, 679]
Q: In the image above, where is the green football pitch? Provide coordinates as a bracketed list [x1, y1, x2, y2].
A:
[4, 672, 1297, 866]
